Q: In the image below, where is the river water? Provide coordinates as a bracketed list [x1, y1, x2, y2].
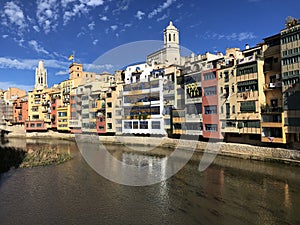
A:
[0, 138, 299, 225]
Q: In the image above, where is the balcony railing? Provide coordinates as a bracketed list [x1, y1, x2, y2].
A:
[261, 106, 283, 113]
[237, 55, 256, 65]
[264, 82, 282, 90]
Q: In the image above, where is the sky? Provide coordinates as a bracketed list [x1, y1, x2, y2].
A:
[0, 0, 299, 92]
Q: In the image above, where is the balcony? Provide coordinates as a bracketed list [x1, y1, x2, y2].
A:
[263, 82, 282, 91]
[68, 120, 82, 128]
[237, 55, 256, 65]
[261, 106, 283, 113]
[237, 91, 259, 101]
[261, 136, 285, 144]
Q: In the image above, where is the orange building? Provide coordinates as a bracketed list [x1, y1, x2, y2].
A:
[12, 96, 28, 124]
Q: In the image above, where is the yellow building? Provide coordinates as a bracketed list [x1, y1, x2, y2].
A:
[261, 34, 286, 144]
[234, 44, 266, 143]
[56, 62, 98, 132]
[218, 48, 243, 137]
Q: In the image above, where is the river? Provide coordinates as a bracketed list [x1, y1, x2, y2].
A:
[0, 138, 299, 225]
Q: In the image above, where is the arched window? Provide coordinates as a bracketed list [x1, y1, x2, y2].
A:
[41, 77, 43, 84]
[169, 33, 171, 42]
[173, 34, 176, 42]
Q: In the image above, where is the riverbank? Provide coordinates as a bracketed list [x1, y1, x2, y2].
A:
[6, 129, 300, 166]
[0, 142, 72, 173]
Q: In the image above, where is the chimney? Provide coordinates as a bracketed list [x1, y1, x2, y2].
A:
[245, 44, 249, 50]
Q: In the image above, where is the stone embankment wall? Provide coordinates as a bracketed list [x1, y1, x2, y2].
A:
[6, 126, 300, 165]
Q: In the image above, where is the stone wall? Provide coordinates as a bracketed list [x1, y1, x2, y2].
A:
[5, 127, 300, 165]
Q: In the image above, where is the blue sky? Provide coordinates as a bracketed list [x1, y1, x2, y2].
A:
[0, 0, 299, 92]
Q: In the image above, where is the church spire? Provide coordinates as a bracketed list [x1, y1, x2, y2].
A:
[35, 60, 48, 90]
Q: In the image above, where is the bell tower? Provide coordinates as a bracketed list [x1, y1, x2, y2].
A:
[35, 60, 48, 90]
[164, 21, 179, 49]
[164, 21, 180, 65]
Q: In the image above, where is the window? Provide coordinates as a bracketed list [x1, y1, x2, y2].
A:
[204, 86, 216, 96]
[240, 101, 256, 112]
[133, 121, 138, 129]
[98, 126, 105, 130]
[107, 112, 112, 118]
[237, 64, 257, 76]
[203, 72, 216, 80]
[140, 121, 148, 129]
[204, 105, 217, 114]
[58, 112, 67, 117]
[151, 121, 160, 129]
[205, 124, 218, 132]
[124, 121, 132, 129]
[186, 122, 202, 131]
[107, 123, 112, 129]
[107, 102, 112, 108]
[232, 105, 235, 114]
[186, 103, 202, 114]
[30, 123, 35, 128]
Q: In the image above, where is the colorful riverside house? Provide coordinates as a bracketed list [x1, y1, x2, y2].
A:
[69, 86, 82, 134]
[56, 62, 98, 133]
[57, 79, 73, 132]
[163, 65, 182, 136]
[114, 70, 125, 135]
[12, 95, 28, 125]
[217, 48, 243, 140]
[234, 44, 266, 144]
[25, 61, 51, 131]
[261, 34, 286, 144]
[26, 88, 51, 131]
[201, 55, 224, 140]
[122, 62, 168, 135]
[280, 17, 300, 148]
[180, 52, 221, 137]
[48, 87, 61, 130]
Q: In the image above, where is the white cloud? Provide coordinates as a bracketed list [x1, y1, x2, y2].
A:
[2, 35, 9, 39]
[61, 0, 76, 8]
[110, 25, 118, 31]
[176, 3, 183, 8]
[202, 31, 257, 42]
[2, 2, 27, 32]
[85, 63, 114, 72]
[93, 39, 98, 45]
[28, 40, 49, 55]
[63, 0, 104, 25]
[63, 3, 88, 25]
[156, 14, 168, 22]
[104, 5, 109, 11]
[88, 21, 95, 30]
[55, 70, 69, 76]
[77, 31, 85, 38]
[13, 38, 25, 47]
[36, 0, 59, 34]
[148, 0, 176, 18]
[84, 0, 104, 7]
[0, 82, 33, 92]
[0, 57, 68, 70]
[33, 25, 40, 32]
[124, 23, 132, 27]
[100, 16, 109, 21]
[113, 0, 130, 15]
[135, 10, 145, 20]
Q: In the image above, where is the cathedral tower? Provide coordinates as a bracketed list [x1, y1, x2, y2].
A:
[35, 60, 48, 90]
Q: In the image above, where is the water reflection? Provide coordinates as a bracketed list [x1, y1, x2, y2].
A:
[0, 139, 299, 225]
